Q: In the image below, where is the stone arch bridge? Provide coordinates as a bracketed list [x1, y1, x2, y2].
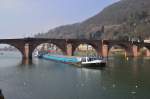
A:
[0, 38, 150, 59]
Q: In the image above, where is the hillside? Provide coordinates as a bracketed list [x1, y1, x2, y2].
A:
[35, 0, 150, 40]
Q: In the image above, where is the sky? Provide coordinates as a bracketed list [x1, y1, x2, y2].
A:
[0, 0, 120, 39]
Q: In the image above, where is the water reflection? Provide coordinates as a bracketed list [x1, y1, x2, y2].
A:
[21, 59, 33, 65]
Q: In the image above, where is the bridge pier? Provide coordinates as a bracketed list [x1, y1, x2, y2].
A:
[131, 45, 138, 57]
[66, 44, 73, 56]
[23, 43, 32, 59]
[146, 49, 150, 57]
[127, 45, 138, 57]
[102, 44, 109, 58]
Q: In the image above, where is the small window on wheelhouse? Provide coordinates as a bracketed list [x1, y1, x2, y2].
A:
[82, 58, 86, 62]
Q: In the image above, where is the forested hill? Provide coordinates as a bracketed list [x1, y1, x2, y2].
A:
[35, 0, 150, 40]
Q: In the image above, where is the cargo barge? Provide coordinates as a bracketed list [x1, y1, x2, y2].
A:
[38, 54, 106, 67]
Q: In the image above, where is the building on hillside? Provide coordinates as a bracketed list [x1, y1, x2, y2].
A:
[78, 44, 93, 51]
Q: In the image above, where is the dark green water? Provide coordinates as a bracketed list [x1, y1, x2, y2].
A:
[0, 52, 150, 99]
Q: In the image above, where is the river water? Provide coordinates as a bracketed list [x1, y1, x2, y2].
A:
[0, 51, 150, 99]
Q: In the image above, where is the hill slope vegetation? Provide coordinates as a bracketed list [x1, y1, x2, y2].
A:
[35, 0, 150, 40]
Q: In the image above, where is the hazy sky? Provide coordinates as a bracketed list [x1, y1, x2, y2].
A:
[0, 0, 120, 38]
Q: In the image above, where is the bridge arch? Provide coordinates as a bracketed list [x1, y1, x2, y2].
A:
[32, 42, 66, 57]
[108, 44, 129, 57]
[0, 43, 23, 58]
[73, 43, 98, 56]
[138, 46, 150, 57]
